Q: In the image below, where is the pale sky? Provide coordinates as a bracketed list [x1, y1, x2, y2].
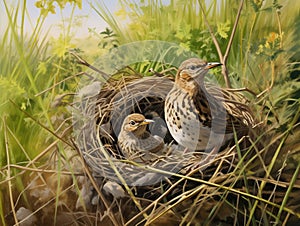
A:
[0, 0, 120, 38]
[0, 0, 217, 39]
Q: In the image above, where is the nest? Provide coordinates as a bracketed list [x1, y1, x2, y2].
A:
[72, 69, 300, 225]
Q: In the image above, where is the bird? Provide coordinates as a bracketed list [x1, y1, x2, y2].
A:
[164, 58, 254, 151]
[118, 113, 165, 163]
[144, 111, 168, 139]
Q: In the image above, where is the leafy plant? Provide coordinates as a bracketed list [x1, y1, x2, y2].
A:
[35, 0, 82, 16]
[0, 0, 85, 224]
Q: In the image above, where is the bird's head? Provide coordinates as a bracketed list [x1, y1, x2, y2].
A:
[175, 58, 222, 92]
[122, 113, 154, 137]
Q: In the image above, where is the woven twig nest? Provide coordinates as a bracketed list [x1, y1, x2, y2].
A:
[73, 70, 237, 188]
[75, 74, 189, 186]
[71, 68, 300, 225]
[71, 71, 245, 225]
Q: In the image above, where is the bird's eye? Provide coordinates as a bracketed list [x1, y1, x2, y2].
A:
[188, 65, 201, 70]
[129, 120, 136, 126]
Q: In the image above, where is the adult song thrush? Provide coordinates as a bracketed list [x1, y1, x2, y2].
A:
[164, 58, 254, 151]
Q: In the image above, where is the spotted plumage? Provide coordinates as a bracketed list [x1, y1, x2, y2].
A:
[165, 58, 254, 151]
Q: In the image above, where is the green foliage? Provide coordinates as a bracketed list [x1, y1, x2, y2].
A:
[98, 27, 119, 49]
[217, 20, 231, 39]
[0, 1, 48, 167]
[0, 77, 27, 116]
[35, 0, 82, 16]
[0, 0, 84, 167]
[0, 1, 88, 223]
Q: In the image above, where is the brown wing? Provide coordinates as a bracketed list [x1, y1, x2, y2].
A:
[193, 84, 254, 135]
[207, 84, 255, 126]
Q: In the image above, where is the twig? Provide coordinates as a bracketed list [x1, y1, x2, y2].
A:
[35, 72, 85, 97]
[198, 0, 223, 61]
[224, 0, 244, 64]
[198, 0, 245, 88]
[9, 100, 74, 147]
[275, 10, 283, 49]
[226, 87, 258, 97]
[223, 0, 245, 88]
[256, 60, 276, 98]
[0, 165, 83, 176]
[70, 51, 110, 80]
[2, 117, 19, 225]
[198, 0, 231, 88]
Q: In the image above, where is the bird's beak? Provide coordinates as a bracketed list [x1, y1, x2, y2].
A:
[205, 62, 222, 69]
[140, 119, 154, 126]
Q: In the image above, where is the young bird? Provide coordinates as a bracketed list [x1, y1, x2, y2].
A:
[118, 113, 164, 163]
